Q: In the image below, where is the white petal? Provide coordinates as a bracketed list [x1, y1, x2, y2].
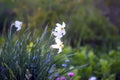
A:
[14, 20, 22, 31]
[52, 31, 59, 36]
[51, 44, 59, 49]
[55, 35, 63, 39]
[55, 38, 62, 44]
[15, 21, 22, 26]
[52, 31, 58, 36]
[52, 31, 63, 39]
[55, 27, 61, 32]
[62, 22, 66, 28]
[58, 48, 62, 53]
[56, 23, 62, 28]
[16, 26, 21, 31]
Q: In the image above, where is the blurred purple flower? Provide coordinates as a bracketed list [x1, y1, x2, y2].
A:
[52, 64, 56, 67]
[32, 55, 37, 60]
[48, 68, 53, 74]
[62, 63, 67, 67]
[67, 72, 74, 77]
[55, 77, 61, 80]
[54, 73, 59, 77]
[49, 76, 52, 79]
[46, 59, 50, 63]
[65, 59, 70, 62]
[30, 63, 36, 68]
[60, 76, 66, 80]
[88, 76, 97, 80]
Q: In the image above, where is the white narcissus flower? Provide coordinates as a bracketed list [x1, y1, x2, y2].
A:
[52, 31, 63, 39]
[51, 38, 64, 53]
[55, 22, 66, 36]
[14, 20, 22, 31]
[51, 22, 66, 53]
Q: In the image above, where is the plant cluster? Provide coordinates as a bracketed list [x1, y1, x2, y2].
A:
[0, 21, 83, 80]
[63, 46, 120, 80]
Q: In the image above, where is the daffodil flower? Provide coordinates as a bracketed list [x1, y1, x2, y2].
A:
[51, 22, 66, 53]
[55, 22, 66, 35]
[52, 22, 66, 37]
[14, 20, 22, 31]
[11, 20, 22, 31]
[52, 31, 63, 39]
[51, 38, 64, 53]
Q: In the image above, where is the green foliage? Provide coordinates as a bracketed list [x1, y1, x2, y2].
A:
[67, 3, 119, 47]
[1, 0, 120, 48]
[63, 46, 120, 80]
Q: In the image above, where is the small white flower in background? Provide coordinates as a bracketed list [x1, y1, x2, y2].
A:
[11, 20, 22, 31]
[14, 20, 22, 31]
[88, 76, 97, 80]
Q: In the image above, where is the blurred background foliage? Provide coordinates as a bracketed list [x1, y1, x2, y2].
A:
[0, 0, 120, 50]
[63, 46, 120, 80]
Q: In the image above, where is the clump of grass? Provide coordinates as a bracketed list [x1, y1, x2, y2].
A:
[0, 23, 63, 79]
[0, 26, 56, 80]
